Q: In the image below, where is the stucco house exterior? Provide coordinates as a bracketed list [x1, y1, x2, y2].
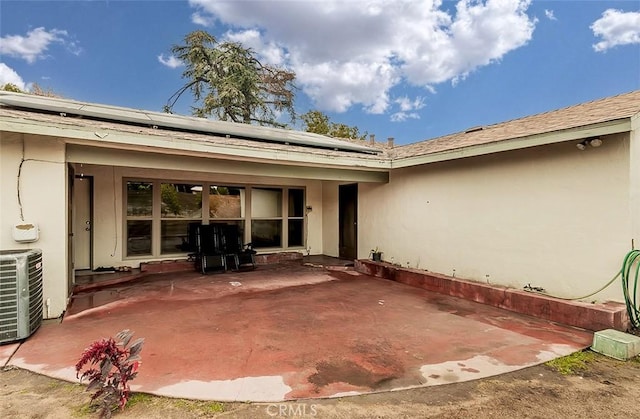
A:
[1, 90, 638, 320]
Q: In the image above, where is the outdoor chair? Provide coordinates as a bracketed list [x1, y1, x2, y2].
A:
[194, 224, 227, 274]
[179, 222, 201, 261]
[220, 224, 257, 271]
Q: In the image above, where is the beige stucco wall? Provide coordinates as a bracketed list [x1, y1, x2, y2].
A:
[3, 123, 634, 319]
[0, 132, 68, 318]
[359, 133, 632, 303]
[78, 164, 325, 269]
[321, 181, 340, 257]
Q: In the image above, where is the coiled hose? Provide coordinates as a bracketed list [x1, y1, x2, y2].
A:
[622, 249, 640, 329]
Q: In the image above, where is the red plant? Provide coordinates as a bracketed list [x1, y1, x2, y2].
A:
[75, 330, 144, 418]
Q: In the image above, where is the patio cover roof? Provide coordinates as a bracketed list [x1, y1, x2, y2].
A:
[1, 90, 638, 171]
[0, 92, 391, 178]
[0, 91, 380, 155]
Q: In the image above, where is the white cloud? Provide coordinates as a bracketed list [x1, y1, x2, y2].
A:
[192, 11, 216, 27]
[0, 63, 27, 90]
[189, 0, 537, 114]
[65, 39, 83, 56]
[396, 96, 426, 112]
[0, 27, 74, 63]
[391, 96, 426, 122]
[544, 9, 556, 21]
[391, 111, 421, 122]
[591, 9, 640, 52]
[158, 53, 184, 69]
[295, 60, 397, 113]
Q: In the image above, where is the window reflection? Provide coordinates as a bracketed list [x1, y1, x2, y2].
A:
[289, 189, 304, 217]
[124, 181, 305, 255]
[127, 182, 152, 217]
[251, 220, 282, 248]
[209, 186, 245, 218]
[127, 220, 151, 256]
[161, 183, 202, 218]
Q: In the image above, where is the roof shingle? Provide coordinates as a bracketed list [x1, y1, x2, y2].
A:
[393, 90, 640, 159]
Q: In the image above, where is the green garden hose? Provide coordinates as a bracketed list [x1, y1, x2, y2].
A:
[621, 249, 640, 329]
[525, 249, 640, 330]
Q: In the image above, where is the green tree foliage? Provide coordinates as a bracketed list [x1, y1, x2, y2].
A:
[300, 110, 330, 135]
[161, 184, 181, 216]
[1, 83, 23, 93]
[300, 110, 367, 140]
[165, 30, 296, 128]
[330, 122, 367, 141]
[1, 82, 60, 97]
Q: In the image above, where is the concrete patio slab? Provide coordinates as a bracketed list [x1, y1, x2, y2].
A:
[6, 265, 593, 402]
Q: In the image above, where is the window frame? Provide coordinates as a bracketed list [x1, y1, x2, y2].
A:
[124, 180, 154, 257]
[123, 179, 305, 259]
[159, 182, 204, 255]
[251, 187, 284, 249]
[287, 188, 305, 248]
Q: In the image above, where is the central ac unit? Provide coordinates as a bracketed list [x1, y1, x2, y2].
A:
[0, 249, 44, 344]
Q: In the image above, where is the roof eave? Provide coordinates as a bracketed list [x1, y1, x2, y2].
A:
[391, 118, 632, 169]
[0, 91, 380, 154]
[0, 114, 391, 171]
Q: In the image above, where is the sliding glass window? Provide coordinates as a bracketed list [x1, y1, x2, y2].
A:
[209, 185, 246, 236]
[124, 180, 305, 257]
[288, 188, 305, 247]
[160, 183, 202, 254]
[251, 188, 282, 248]
[126, 181, 153, 256]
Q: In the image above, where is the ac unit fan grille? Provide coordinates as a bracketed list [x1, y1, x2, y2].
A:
[28, 253, 43, 333]
[0, 258, 19, 341]
[0, 249, 43, 343]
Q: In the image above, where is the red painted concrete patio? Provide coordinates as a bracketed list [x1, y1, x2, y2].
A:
[3, 263, 593, 402]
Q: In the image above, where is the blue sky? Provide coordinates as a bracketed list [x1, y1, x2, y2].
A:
[1, 0, 639, 145]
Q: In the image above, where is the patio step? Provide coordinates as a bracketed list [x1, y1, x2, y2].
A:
[73, 271, 145, 293]
[355, 259, 629, 332]
[255, 251, 303, 264]
[73, 255, 308, 294]
[141, 259, 194, 274]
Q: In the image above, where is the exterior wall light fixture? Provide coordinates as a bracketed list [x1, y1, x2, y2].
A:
[589, 137, 602, 147]
[576, 137, 602, 150]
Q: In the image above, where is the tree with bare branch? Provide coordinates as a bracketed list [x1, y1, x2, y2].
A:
[164, 30, 296, 128]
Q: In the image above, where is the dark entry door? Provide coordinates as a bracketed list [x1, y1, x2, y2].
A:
[339, 183, 358, 260]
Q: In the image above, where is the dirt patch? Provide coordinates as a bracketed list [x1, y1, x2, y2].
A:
[2, 352, 639, 418]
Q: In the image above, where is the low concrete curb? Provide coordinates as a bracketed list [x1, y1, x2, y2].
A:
[355, 260, 629, 332]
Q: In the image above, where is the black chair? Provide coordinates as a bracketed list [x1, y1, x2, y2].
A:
[195, 224, 227, 274]
[179, 222, 201, 261]
[220, 224, 256, 271]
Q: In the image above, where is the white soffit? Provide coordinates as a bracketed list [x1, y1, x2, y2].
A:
[0, 92, 380, 155]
